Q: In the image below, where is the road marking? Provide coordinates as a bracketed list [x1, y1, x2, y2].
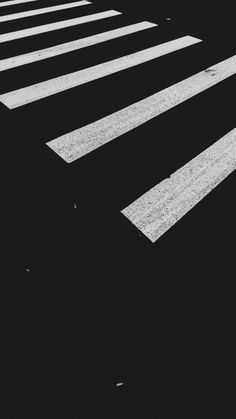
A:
[0, 35, 201, 108]
[0, 21, 157, 72]
[121, 128, 236, 242]
[0, 1, 91, 23]
[0, 9, 121, 43]
[0, 0, 38, 7]
[46, 54, 236, 163]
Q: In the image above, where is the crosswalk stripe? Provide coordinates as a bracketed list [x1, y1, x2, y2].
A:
[0, 0, 38, 7]
[121, 128, 236, 242]
[0, 21, 157, 72]
[0, 9, 121, 43]
[46, 54, 236, 163]
[0, 1, 91, 23]
[0, 35, 201, 108]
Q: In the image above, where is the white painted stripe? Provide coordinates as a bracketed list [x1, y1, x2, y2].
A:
[0, 1, 91, 23]
[0, 21, 157, 72]
[46, 54, 236, 163]
[0, 0, 38, 7]
[121, 128, 236, 242]
[0, 10, 121, 43]
[0, 35, 201, 108]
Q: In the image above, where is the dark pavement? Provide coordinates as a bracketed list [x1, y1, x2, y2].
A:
[2, 1, 236, 417]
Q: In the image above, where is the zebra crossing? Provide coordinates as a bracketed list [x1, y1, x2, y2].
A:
[1, 0, 235, 245]
[0, 21, 157, 71]
[122, 128, 236, 242]
[0, 35, 202, 107]
[0, 0, 91, 22]
[0, 9, 121, 43]
[46, 54, 235, 163]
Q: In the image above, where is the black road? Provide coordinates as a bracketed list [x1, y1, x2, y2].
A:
[2, 1, 236, 417]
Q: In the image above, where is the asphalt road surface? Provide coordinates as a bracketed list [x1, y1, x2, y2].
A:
[3, 1, 235, 417]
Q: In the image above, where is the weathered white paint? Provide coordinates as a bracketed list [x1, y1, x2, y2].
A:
[121, 128, 236, 242]
[0, 0, 38, 7]
[0, 1, 91, 22]
[0, 10, 121, 43]
[46, 55, 236, 163]
[0, 35, 201, 107]
[0, 21, 157, 72]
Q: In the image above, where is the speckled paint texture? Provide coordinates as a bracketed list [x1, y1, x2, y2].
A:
[0, 35, 201, 108]
[0, 10, 121, 43]
[122, 128, 236, 242]
[0, 21, 157, 72]
[0, 1, 91, 23]
[46, 54, 236, 163]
